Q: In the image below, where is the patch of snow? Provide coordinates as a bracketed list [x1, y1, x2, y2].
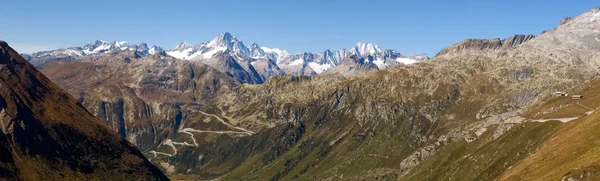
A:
[395, 57, 418, 65]
[373, 59, 388, 69]
[353, 42, 382, 56]
[261, 46, 290, 57]
[94, 44, 111, 53]
[167, 48, 194, 60]
[308, 62, 332, 73]
[591, 13, 600, 22]
[202, 46, 227, 59]
[290, 58, 304, 66]
[414, 55, 426, 60]
[118, 41, 128, 46]
[148, 47, 157, 55]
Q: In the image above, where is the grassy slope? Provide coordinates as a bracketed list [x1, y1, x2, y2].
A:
[500, 106, 600, 180]
[493, 78, 600, 180]
[524, 79, 600, 119]
[402, 78, 600, 181]
[215, 75, 600, 181]
[400, 122, 561, 181]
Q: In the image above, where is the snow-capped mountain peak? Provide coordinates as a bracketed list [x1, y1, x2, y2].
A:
[350, 42, 382, 57]
[26, 33, 428, 79]
[25, 40, 164, 65]
[259, 46, 290, 63]
[249, 43, 266, 58]
[261, 47, 289, 57]
[171, 41, 192, 51]
[83, 40, 114, 54]
[206, 32, 249, 56]
[207, 32, 235, 47]
[138, 43, 149, 50]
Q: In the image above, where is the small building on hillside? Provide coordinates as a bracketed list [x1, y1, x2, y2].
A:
[572, 95, 584, 99]
[465, 137, 476, 142]
[552, 92, 568, 97]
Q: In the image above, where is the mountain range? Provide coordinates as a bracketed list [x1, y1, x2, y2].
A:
[4, 6, 600, 181]
[22, 33, 428, 83]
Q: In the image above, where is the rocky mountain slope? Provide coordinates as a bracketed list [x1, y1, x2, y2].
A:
[0, 41, 168, 180]
[26, 6, 600, 181]
[134, 7, 600, 180]
[37, 51, 239, 152]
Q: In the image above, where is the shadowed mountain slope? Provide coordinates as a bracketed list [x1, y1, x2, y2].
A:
[0, 41, 169, 180]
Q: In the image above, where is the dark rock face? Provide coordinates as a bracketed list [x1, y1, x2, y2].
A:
[502, 35, 536, 48]
[559, 17, 574, 26]
[435, 38, 503, 57]
[321, 55, 379, 76]
[508, 89, 535, 108]
[509, 68, 534, 81]
[0, 41, 168, 180]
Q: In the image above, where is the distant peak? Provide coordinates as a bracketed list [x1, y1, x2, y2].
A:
[171, 40, 192, 51]
[110, 41, 129, 47]
[208, 32, 239, 47]
[216, 32, 235, 41]
[351, 42, 382, 56]
[88, 40, 108, 46]
[178, 40, 190, 46]
[138, 42, 149, 49]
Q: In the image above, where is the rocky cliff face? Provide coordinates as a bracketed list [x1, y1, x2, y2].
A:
[0, 41, 168, 180]
[434, 34, 536, 59]
[37, 51, 239, 151]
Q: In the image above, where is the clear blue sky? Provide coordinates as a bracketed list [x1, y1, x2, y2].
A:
[0, 0, 597, 56]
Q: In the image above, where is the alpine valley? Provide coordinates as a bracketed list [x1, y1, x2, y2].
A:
[5, 6, 600, 181]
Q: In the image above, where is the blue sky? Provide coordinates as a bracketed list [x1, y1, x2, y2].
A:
[0, 0, 597, 56]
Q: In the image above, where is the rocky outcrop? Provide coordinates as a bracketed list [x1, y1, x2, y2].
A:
[435, 34, 535, 58]
[0, 41, 168, 180]
[559, 17, 574, 26]
[502, 34, 536, 48]
[434, 38, 503, 57]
